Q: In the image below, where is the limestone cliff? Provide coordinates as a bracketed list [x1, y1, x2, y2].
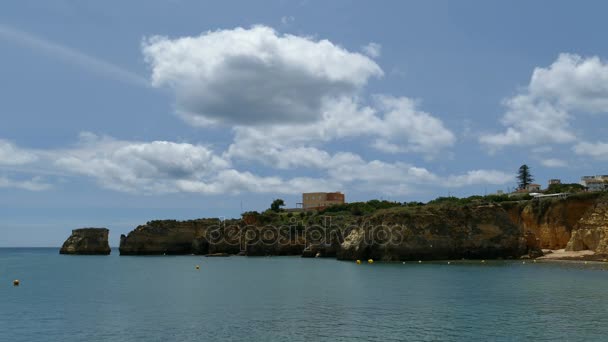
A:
[119, 218, 307, 256]
[566, 200, 608, 253]
[117, 194, 607, 260]
[503, 196, 597, 249]
[119, 219, 218, 255]
[337, 205, 528, 261]
[60, 228, 111, 255]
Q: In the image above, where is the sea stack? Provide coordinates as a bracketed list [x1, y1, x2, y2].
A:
[60, 228, 111, 255]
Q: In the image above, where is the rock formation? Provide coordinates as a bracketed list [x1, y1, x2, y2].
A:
[117, 194, 608, 260]
[60, 228, 111, 255]
[119, 219, 218, 255]
[566, 200, 608, 253]
[337, 205, 527, 261]
[504, 196, 596, 249]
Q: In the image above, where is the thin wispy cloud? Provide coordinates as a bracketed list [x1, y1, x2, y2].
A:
[0, 24, 149, 87]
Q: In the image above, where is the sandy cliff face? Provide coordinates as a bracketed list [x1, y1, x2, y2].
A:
[60, 228, 111, 255]
[504, 197, 596, 249]
[337, 205, 528, 261]
[566, 200, 608, 253]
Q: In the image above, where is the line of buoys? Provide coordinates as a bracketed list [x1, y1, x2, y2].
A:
[13, 280, 19, 287]
[356, 260, 361, 264]
[368, 259, 374, 264]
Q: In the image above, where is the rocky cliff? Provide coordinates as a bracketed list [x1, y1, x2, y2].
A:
[337, 204, 530, 261]
[119, 218, 307, 256]
[119, 219, 218, 255]
[60, 228, 111, 255]
[566, 199, 608, 253]
[503, 196, 597, 249]
[117, 194, 608, 260]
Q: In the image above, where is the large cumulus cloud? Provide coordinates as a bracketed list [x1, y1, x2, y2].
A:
[142, 25, 383, 125]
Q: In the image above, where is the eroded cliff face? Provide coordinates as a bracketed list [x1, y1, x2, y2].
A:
[503, 197, 596, 249]
[119, 219, 219, 255]
[60, 228, 111, 255]
[118, 195, 607, 259]
[337, 205, 529, 261]
[566, 200, 608, 253]
[119, 218, 307, 256]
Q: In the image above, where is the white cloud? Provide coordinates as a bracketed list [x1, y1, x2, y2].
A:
[362, 42, 381, 58]
[573, 141, 608, 160]
[480, 53, 608, 149]
[0, 140, 38, 165]
[280, 16, 295, 25]
[54, 134, 230, 193]
[142, 25, 383, 125]
[0, 24, 148, 87]
[226, 95, 455, 168]
[0, 132, 509, 196]
[446, 170, 513, 187]
[372, 96, 456, 154]
[541, 158, 568, 168]
[0, 176, 51, 191]
[528, 54, 608, 112]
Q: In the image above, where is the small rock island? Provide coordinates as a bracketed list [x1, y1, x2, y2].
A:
[60, 228, 111, 255]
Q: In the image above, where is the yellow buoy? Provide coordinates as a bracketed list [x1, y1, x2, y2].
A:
[13, 280, 19, 287]
[418, 260, 422, 264]
[522, 261, 526, 264]
[533, 260, 537, 263]
[368, 259, 374, 264]
[584, 261, 588, 265]
[356, 260, 361, 264]
[402, 262, 406, 265]
[481, 260, 485, 263]
[195, 265, 200, 270]
[447, 261, 451, 265]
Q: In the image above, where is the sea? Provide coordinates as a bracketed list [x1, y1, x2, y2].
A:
[1, 248, 608, 341]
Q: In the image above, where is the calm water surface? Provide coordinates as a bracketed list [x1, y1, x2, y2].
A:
[1, 248, 608, 341]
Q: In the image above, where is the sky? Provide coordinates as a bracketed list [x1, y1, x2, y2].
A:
[1, 0, 608, 246]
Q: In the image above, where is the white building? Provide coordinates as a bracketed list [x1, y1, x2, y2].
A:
[581, 175, 608, 192]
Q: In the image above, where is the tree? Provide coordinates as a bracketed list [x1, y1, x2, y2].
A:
[517, 164, 534, 190]
[270, 198, 285, 212]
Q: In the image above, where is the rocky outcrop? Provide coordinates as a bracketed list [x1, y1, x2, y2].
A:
[60, 228, 111, 255]
[119, 219, 219, 255]
[337, 205, 528, 261]
[119, 218, 308, 256]
[503, 197, 596, 249]
[566, 200, 608, 253]
[118, 194, 607, 260]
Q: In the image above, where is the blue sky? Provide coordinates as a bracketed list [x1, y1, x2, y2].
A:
[2, 0, 608, 246]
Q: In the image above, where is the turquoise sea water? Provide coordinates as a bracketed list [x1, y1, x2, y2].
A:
[1, 248, 608, 341]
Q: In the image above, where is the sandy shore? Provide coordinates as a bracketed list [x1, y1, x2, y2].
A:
[537, 249, 608, 262]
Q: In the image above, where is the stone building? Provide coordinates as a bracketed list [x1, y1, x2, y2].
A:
[301, 192, 345, 210]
